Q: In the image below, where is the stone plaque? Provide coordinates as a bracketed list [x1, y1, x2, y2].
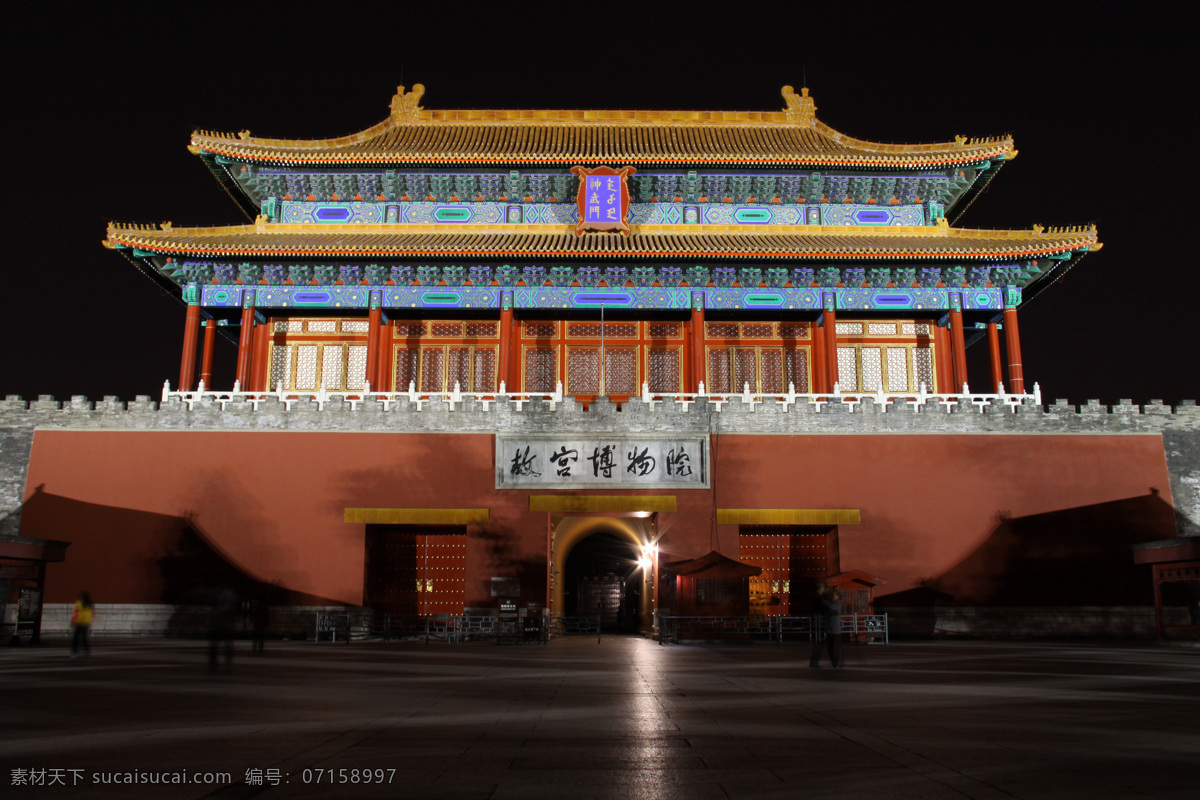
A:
[496, 434, 708, 489]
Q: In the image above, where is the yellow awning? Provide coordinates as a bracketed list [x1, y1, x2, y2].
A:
[717, 508, 860, 525]
[344, 508, 489, 525]
[529, 496, 677, 513]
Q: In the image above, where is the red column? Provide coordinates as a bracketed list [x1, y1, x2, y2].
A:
[498, 294, 514, 393]
[251, 319, 271, 391]
[178, 296, 201, 391]
[690, 294, 705, 392]
[812, 323, 827, 394]
[235, 292, 255, 389]
[1003, 305, 1025, 394]
[366, 297, 382, 391]
[987, 322, 1003, 393]
[932, 324, 952, 393]
[822, 294, 837, 391]
[376, 316, 393, 391]
[948, 300, 968, 393]
[200, 319, 217, 389]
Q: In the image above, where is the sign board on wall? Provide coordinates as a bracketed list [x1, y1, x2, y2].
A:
[496, 434, 709, 489]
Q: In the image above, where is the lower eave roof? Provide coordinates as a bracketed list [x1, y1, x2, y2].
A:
[106, 222, 1099, 261]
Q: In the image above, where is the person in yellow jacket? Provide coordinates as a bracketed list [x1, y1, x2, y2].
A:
[70, 592, 94, 658]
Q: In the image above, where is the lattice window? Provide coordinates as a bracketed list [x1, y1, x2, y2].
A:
[465, 322, 499, 338]
[605, 349, 637, 395]
[780, 323, 809, 339]
[835, 322, 863, 336]
[274, 319, 304, 333]
[322, 345, 344, 389]
[707, 350, 731, 393]
[347, 345, 368, 391]
[394, 322, 425, 337]
[420, 348, 444, 392]
[568, 323, 602, 338]
[742, 323, 774, 339]
[269, 345, 292, 390]
[524, 322, 557, 338]
[394, 347, 419, 390]
[473, 348, 497, 392]
[430, 322, 462, 337]
[341, 320, 370, 334]
[295, 345, 319, 390]
[308, 320, 337, 333]
[902, 322, 930, 336]
[836, 347, 858, 391]
[525, 348, 557, 392]
[886, 347, 909, 392]
[759, 349, 784, 393]
[706, 322, 739, 339]
[647, 350, 681, 393]
[733, 349, 756, 393]
[914, 347, 934, 391]
[785, 349, 810, 392]
[861, 348, 882, 392]
[648, 322, 682, 339]
[567, 348, 600, 394]
[566, 322, 638, 338]
[447, 347, 471, 391]
[868, 323, 897, 336]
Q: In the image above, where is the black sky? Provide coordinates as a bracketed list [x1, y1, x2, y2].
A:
[4, 3, 1196, 404]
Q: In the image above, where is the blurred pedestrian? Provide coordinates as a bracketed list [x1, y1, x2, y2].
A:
[70, 592, 94, 658]
[809, 583, 843, 668]
[209, 586, 239, 670]
[250, 595, 269, 653]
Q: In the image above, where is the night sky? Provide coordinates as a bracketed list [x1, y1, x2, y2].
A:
[5, 5, 1195, 405]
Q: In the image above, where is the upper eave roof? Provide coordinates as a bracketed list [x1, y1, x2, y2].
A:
[105, 221, 1098, 261]
[189, 85, 1014, 169]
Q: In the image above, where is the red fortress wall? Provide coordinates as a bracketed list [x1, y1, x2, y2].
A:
[21, 430, 1175, 608]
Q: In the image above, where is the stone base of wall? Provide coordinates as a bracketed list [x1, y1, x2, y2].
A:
[883, 605, 1192, 639]
[38, 603, 350, 639]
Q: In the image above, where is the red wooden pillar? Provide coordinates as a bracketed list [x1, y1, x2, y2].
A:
[199, 319, 217, 388]
[1003, 305, 1025, 394]
[366, 291, 382, 390]
[822, 293, 837, 391]
[690, 292, 705, 392]
[178, 287, 201, 391]
[235, 290, 255, 389]
[932, 323, 951, 393]
[376, 315, 393, 391]
[498, 292, 514, 392]
[947, 295, 968, 392]
[812, 323, 827, 394]
[250, 318, 270, 391]
[986, 321, 1003, 393]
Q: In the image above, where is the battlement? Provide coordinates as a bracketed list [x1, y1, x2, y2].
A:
[2, 392, 1197, 435]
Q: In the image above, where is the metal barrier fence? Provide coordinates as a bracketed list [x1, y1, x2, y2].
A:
[658, 614, 887, 645]
[547, 615, 603, 643]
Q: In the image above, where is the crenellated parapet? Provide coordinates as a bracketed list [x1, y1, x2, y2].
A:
[3, 393, 1196, 435]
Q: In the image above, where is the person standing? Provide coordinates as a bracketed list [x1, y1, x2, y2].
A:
[809, 584, 843, 668]
[70, 592, 94, 658]
[209, 586, 239, 670]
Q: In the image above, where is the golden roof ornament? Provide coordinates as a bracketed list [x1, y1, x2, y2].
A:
[781, 86, 817, 127]
[390, 84, 425, 122]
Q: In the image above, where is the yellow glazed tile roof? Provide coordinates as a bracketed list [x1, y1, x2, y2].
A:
[106, 221, 1099, 261]
[188, 85, 1014, 168]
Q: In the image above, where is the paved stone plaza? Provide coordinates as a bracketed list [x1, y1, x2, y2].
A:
[1, 636, 1196, 799]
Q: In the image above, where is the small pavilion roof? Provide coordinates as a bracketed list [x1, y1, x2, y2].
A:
[106, 221, 1098, 262]
[189, 85, 1014, 169]
[662, 551, 762, 578]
